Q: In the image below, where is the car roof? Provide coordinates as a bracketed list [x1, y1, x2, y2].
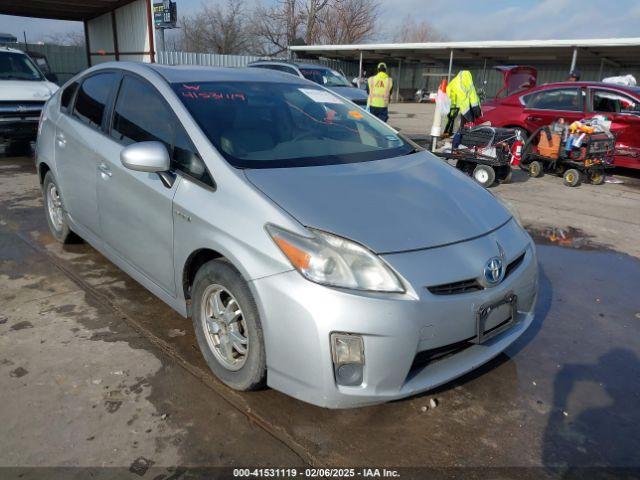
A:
[526, 80, 640, 97]
[91, 62, 312, 85]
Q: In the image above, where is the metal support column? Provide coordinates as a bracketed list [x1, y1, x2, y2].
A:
[570, 47, 578, 72]
[358, 50, 363, 88]
[447, 50, 454, 82]
[111, 10, 119, 61]
[598, 58, 605, 80]
[395, 58, 402, 102]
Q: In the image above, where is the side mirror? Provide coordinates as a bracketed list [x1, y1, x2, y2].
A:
[121, 141, 170, 172]
[121, 141, 175, 187]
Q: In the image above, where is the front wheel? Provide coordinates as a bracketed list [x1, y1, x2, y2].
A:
[529, 160, 544, 178]
[563, 168, 582, 187]
[472, 164, 496, 188]
[192, 260, 266, 391]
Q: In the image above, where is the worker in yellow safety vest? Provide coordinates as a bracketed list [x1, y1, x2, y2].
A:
[366, 62, 393, 122]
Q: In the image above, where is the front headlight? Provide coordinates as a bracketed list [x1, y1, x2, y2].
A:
[266, 224, 404, 293]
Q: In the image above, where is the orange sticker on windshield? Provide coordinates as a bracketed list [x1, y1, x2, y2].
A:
[348, 110, 364, 119]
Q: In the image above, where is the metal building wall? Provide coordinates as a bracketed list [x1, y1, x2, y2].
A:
[86, 0, 153, 66]
[115, 0, 152, 62]
[157, 51, 359, 77]
[87, 11, 116, 64]
[20, 43, 87, 84]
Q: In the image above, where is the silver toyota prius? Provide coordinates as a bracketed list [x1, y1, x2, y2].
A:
[36, 62, 538, 408]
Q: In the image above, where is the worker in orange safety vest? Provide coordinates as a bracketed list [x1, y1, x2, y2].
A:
[366, 62, 393, 122]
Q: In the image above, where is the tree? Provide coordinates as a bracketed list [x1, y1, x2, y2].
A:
[250, 0, 305, 56]
[317, 0, 380, 44]
[252, 0, 380, 55]
[43, 30, 85, 47]
[302, 0, 330, 45]
[392, 15, 446, 43]
[180, 0, 252, 54]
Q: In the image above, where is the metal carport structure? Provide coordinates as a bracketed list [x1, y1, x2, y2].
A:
[0, 0, 156, 67]
[290, 38, 640, 100]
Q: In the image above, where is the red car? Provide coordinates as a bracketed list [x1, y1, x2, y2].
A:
[477, 66, 640, 169]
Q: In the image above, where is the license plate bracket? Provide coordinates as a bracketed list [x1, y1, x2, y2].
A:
[474, 292, 518, 344]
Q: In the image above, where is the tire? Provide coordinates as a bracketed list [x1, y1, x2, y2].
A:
[589, 170, 605, 185]
[192, 259, 266, 391]
[42, 172, 80, 244]
[472, 164, 496, 188]
[563, 168, 582, 187]
[456, 160, 474, 175]
[495, 165, 511, 183]
[529, 160, 543, 178]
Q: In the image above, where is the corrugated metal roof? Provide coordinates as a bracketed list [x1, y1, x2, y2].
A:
[0, 0, 139, 21]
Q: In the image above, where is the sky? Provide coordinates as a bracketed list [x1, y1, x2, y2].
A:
[1, 0, 640, 44]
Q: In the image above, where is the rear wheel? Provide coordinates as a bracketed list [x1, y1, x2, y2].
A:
[472, 165, 496, 188]
[529, 160, 543, 178]
[192, 259, 266, 391]
[589, 170, 605, 185]
[43, 172, 80, 244]
[563, 168, 582, 187]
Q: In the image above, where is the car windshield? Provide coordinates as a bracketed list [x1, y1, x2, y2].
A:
[173, 81, 415, 169]
[0, 52, 43, 81]
[298, 67, 351, 87]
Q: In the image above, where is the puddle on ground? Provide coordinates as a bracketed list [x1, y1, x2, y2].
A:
[526, 226, 612, 251]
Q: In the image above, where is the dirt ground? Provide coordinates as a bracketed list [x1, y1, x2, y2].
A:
[1, 143, 639, 478]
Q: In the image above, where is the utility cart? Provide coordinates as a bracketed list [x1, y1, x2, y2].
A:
[434, 126, 522, 188]
[520, 119, 615, 187]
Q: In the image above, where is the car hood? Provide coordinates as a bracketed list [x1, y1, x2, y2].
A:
[0, 80, 58, 101]
[245, 152, 512, 253]
[328, 86, 368, 102]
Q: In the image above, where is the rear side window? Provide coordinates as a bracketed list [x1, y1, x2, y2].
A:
[526, 88, 582, 111]
[111, 75, 214, 187]
[74, 73, 117, 128]
[60, 82, 78, 113]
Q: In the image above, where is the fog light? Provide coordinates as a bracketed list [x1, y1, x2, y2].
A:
[331, 333, 364, 386]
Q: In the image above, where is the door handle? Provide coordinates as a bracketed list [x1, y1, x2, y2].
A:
[55, 133, 66, 147]
[98, 162, 112, 177]
[526, 116, 543, 122]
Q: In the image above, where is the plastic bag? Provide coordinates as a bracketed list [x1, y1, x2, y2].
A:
[602, 74, 637, 87]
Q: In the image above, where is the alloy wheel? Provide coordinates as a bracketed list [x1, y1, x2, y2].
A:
[46, 183, 64, 232]
[200, 284, 249, 371]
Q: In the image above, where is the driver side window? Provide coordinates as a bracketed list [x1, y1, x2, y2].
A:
[111, 75, 214, 187]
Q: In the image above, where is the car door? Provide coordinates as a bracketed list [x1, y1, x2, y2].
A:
[588, 87, 640, 168]
[522, 86, 585, 131]
[55, 71, 119, 239]
[97, 74, 183, 295]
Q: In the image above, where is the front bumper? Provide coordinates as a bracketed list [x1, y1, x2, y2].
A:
[0, 117, 40, 141]
[0, 101, 43, 141]
[251, 219, 538, 408]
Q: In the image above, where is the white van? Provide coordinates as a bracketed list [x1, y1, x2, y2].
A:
[0, 46, 58, 153]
